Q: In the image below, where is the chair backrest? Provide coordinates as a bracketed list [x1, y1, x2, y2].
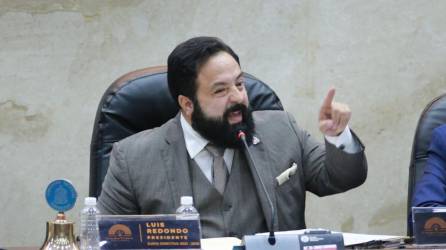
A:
[407, 93, 446, 236]
[90, 66, 284, 197]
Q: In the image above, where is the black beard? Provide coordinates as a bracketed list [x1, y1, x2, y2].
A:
[191, 101, 255, 148]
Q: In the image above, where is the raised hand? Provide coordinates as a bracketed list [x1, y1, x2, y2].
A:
[319, 88, 351, 136]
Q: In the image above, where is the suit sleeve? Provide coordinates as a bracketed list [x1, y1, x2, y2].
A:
[97, 142, 140, 214]
[412, 126, 446, 207]
[286, 112, 368, 196]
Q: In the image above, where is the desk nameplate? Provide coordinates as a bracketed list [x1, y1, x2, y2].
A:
[98, 215, 201, 249]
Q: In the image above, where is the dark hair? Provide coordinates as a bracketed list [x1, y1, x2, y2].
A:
[167, 36, 240, 106]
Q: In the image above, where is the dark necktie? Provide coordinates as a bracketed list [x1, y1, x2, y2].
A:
[206, 144, 228, 194]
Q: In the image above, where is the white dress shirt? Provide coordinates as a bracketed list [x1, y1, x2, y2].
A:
[180, 114, 234, 182]
[180, 113, 360, 183]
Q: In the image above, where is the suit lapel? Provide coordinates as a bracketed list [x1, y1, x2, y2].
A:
[161, 114, 193, 210]
[243, 134, 279, 231]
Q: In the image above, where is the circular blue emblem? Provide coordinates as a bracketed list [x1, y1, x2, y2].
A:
[45, 179, 77, 212]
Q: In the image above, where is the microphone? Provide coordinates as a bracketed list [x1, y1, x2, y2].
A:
[237, 130, 276, 245]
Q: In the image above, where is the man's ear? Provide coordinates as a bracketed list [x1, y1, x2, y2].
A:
[178, 95, 194, 116]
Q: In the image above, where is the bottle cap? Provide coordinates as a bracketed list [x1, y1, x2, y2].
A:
[84, 197, 97, 206]
[180, 196, 193, 206]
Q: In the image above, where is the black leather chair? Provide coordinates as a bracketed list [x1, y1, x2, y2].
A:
[407, 93, 446, 236]
[90, 66, 284, 197]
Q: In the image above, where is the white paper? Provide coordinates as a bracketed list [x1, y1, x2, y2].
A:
[341, 232, 402, 246]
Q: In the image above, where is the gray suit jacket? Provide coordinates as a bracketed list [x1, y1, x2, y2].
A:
[98, 110, 367, 232]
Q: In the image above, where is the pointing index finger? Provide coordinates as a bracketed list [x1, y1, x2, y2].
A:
[322, 87, 336, 108]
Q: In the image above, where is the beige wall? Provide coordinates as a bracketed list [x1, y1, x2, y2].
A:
[1, 0, 446, 246]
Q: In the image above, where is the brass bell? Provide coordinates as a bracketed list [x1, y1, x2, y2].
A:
[41, 212, 79, 250]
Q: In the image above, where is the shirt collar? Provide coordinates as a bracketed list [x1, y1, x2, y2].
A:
[180, 113, 209, 159]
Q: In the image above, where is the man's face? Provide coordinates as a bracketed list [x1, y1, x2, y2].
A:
[190, 52, 254, 147]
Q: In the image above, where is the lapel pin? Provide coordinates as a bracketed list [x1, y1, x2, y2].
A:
[253, 136, 260, 145]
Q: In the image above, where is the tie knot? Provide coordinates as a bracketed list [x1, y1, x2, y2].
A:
[205, 144, 225, 158]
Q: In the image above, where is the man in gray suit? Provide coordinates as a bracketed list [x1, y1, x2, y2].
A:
[98, 37, 367, 238]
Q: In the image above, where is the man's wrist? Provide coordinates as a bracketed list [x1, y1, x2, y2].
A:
[325, 125, 360, 153]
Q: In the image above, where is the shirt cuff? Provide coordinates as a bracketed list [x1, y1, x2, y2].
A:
[324, 125, 361, 154]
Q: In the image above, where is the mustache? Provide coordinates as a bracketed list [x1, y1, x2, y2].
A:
[224, 103, 247, 117]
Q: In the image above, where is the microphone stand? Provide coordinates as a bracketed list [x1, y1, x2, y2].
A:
[238, 131, 300, 249]
[238, 131, 276, 245]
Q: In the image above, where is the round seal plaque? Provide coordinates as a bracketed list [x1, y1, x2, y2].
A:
[45, 179, 77, 212]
